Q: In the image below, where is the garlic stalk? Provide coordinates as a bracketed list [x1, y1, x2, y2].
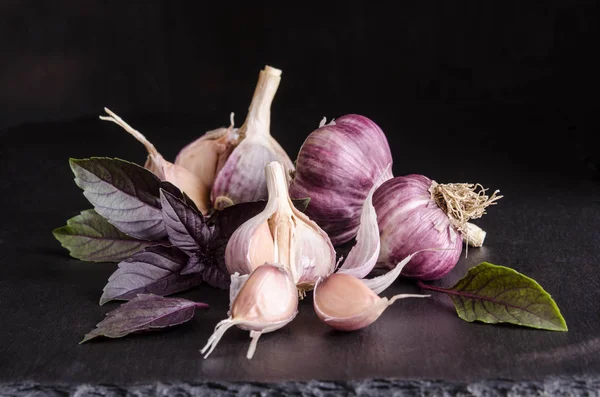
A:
[99, 108, 210, 213]
[201, 264, 298, 359]
[225, 161, 336, 295]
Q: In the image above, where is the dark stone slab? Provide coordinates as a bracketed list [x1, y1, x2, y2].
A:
[0, 108, 598, 395]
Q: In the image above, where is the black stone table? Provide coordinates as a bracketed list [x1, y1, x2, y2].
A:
[1, 108, 599, 396]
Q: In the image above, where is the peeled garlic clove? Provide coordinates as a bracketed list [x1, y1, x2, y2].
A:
[201, 263, 298, 359]
[313, 273, 428, 332]
[373, 174, 502, 280]
[211, 66, 294, 210]
[289, 114, 393, 246]
[99, 108, 212, 214]
[225, 161, 336, 293]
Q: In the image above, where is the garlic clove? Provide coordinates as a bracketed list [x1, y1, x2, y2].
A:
[174, 113, 238, 203]
[313, 273, 429, 332]
[99, 108, 212, 214]
[211, 66, 294, 210]
[224, 161, 336, 293]
[335, 165, 391, 279]
[201, 263, 298, 359]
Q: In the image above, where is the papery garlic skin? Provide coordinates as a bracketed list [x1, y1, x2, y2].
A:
[289, 114, 393, 246]
[201, 263, 298, 359]
[313, 273, 427, 331]
[99, 108, 211, 214]
[225, 161, 336, 292]
[210, 66, 294, 210]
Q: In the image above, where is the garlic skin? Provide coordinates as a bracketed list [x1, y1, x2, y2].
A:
[289, 114, 393, 246]
[201, 263, 298, 359]
[373, 174, 501, 280]
[313, 273, 427, 331]
[99, 108, 211, 214]
[225, 161, 336, 293]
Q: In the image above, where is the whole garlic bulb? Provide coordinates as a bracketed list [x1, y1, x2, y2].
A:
[373, 174, 501, 280]
[289, 114, 393, 246]
[176, 65, 294, 211]
[225, 161, 336, 294]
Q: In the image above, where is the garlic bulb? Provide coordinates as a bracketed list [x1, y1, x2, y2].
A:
[176, 65, 294, 211]
[289, 114, 393, 246]
[99, 108, 210, 213]
[313, 273, 427, 331]
[225, 161, 336, 294]
[373, 174, 502, 280]
[201, 263, 298, 359]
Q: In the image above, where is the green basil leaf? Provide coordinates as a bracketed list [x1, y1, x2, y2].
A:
[53, 209, 160, 262]
[419, 262, 568, 331]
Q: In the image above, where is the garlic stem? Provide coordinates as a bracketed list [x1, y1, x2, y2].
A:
[239, 65, 282, 140]
[265, 162, 297, 282]
[463, 222, 486, 247]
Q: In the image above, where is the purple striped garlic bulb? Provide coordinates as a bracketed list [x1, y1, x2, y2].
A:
[373, 174, 502, 280]
[289, 114, 393, 246]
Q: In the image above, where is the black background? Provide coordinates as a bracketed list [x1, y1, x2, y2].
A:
[1, 1, 598, 175]
[1, 2, 600, 393]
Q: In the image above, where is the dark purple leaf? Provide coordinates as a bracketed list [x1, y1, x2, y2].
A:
[159, 188, 213, 254]
[180, 253, 206, 275]
[81, 294, 208, 343]
[210, 201, 266, 237]
[99, 245, 202, 305]
[69, 157, 167, 240]
[200, 265, 230, 290]
[53, 209, 165, 262]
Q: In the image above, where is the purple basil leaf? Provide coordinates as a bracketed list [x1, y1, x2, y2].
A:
[99, 245, 202, 305]
[52, 209, 165, 262]
[210, 201, 266, 236]
[69, 157, 167, 240]
[160, 188, 213, 254]
[180, 253, 206, 275]
[200, 265, 230, 290]
[81, 294, 208, 343]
